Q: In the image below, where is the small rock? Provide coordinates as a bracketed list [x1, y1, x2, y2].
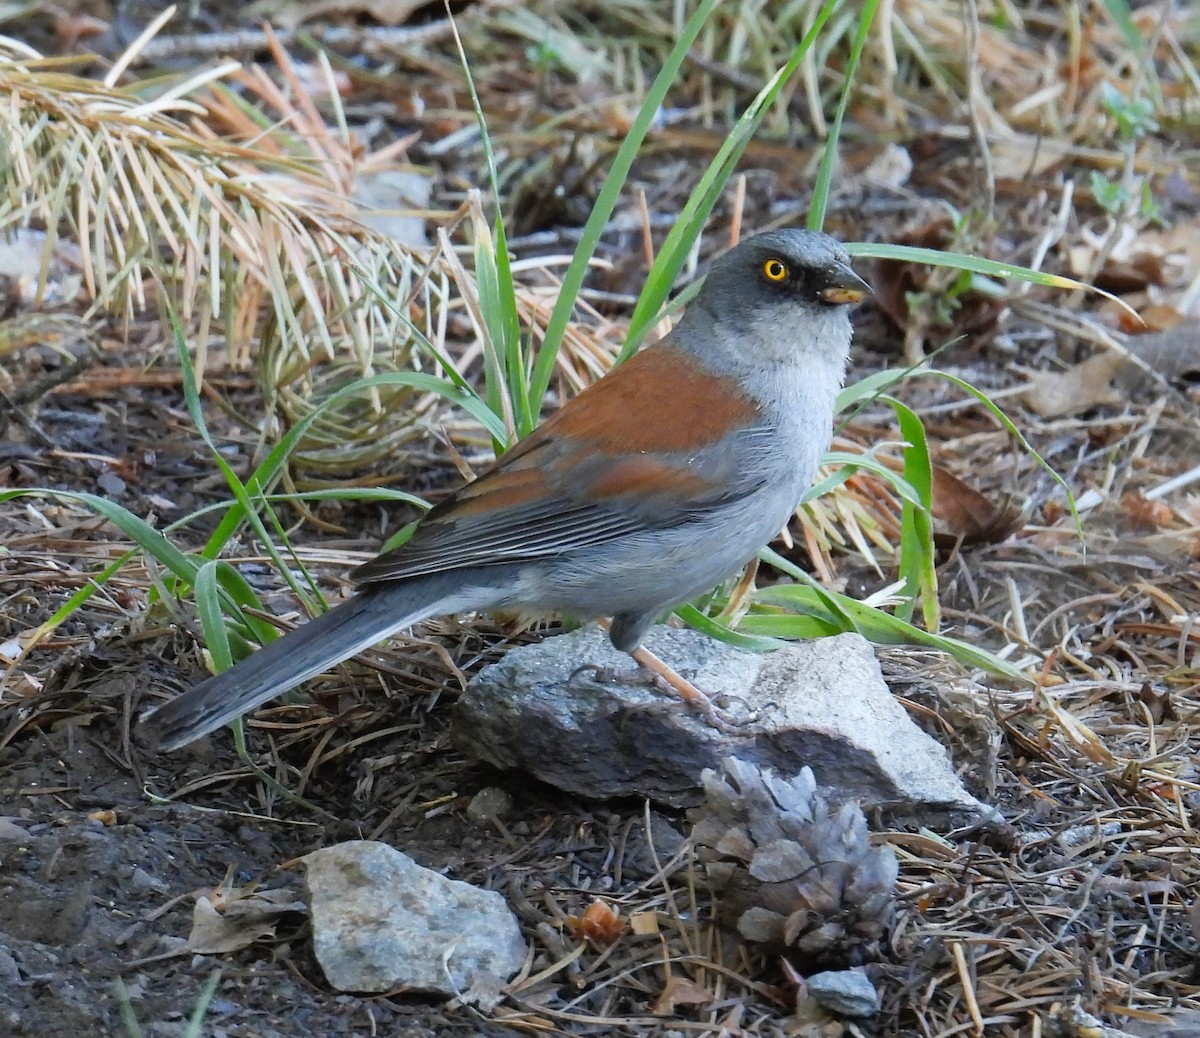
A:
[1058, 821, 1122, 848]
[127, 866, 167, 893]
[0, 946, 20, 984]
[154, 935, 188, 956]
[353, 169, 432, 247]
[806, 969, 878, 1017]
[97, 470, 127, 496]
[0, 819, 29, 842]
[465, 787, 513, 826]
[302, 840, 526, 996]
[454, 625, 994, 820]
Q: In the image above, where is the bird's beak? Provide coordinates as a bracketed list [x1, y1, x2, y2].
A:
[818, 263, 872, 306]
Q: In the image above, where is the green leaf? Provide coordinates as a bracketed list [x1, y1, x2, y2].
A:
[749, 578, 1029, 683]
[622, 0, 842, 359]
[835, 367, 917, 414]
[194, 561, 236, 671]
[751, 548, 1030, 683]
[530, 0, 724, 408]
[674, 603, 785, 652]
[813, 450, 925, 509]
[889, 396, 937, 628]
[1089, 169, 1127, 215]
[810, 0, 879, 228]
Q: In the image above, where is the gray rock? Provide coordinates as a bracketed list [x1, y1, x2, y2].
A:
[806, 969, 878, 1017]
[0, 946, 20, 985]
[0, 819, 29, 842]
[302, 841, 526, 996]
[454, 625, 994, 819]
[465, 787, 513, 826]
[353, 170, 431, 247]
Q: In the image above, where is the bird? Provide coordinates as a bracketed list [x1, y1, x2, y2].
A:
[142, 228, 869, 751]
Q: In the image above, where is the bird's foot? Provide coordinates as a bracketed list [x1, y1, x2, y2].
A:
[569, 657, 755, 735]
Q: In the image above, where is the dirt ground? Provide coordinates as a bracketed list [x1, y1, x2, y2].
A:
[3, 2, 1200, 1037]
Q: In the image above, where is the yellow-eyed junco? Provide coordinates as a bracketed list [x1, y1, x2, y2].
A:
[143, 228, 869, 751]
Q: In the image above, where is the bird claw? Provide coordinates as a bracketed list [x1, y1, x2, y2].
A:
[568, 663, 755, 734]
[569, 663, 654, 689]
[683, 689, 756, 735]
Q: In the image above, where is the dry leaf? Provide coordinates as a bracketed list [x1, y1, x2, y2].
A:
[990, 135, 1063, 179]
[1121, 492, 1175, 531]
[567, 900, 625, 946]
[1128, 304, 1184, 333]
[1122, 321, 1200, 380]
[1021, 352, 1124, 417]
[651, 973, 714, 1015]
[1093, 875, 1179, 897]
[931, 466, 1025, 544]
[185, 888, 306, 955]
[862, 143, 913, 188]
[870, 218, 1004, 360]
[629, 911, 659, 936]
[1134, 682, 1175, 724]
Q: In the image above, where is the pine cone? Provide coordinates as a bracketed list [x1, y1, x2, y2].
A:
[689, 757, 898, 968]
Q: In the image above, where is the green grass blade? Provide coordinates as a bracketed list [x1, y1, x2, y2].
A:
[189, 365, 505, 565]
[0, 526, 137, 642]
[835, 367, 919, 414]
[114, 977, 144, 1038]
[347, 259, 476, 395]
[448, 14, 525, 437]
[528, 0, 724, 409]
[849, 243, 1138, 319]
[674, 603, 785, 652]
[0, 489, 200, 583]
[184, 972, 222, 1038]
[165, 307, 321, 613]
[736, 612, 854, 640]
[889, 396, 937, 627]
[751, 548, 1029, 682]
[194, 560, 236, 669]
[1096, 0, 1162, 107]
[622, 0, 841, 359]
[0, 488, 246, 635]
[929, 369, 1079, 531]
[804, 450, 924, 508]
[196, 558, 279, 652]
[809, 0, 879, 228]
[470, 213, 521, 442]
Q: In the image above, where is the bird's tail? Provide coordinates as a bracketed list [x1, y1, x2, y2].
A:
[141, 574, 484, 752]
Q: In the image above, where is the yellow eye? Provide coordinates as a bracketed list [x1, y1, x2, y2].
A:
[763, 258, 788, 282]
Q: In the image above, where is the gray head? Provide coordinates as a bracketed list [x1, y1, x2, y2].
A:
[700, 229, 868, 319]
[679, 228, 870, 368]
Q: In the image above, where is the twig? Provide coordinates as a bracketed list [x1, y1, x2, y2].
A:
[0, 355, 94, 441]
[122, 5, 515, 65]
[962, 0, 995, 223]
[950, 939, 985, 1036]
